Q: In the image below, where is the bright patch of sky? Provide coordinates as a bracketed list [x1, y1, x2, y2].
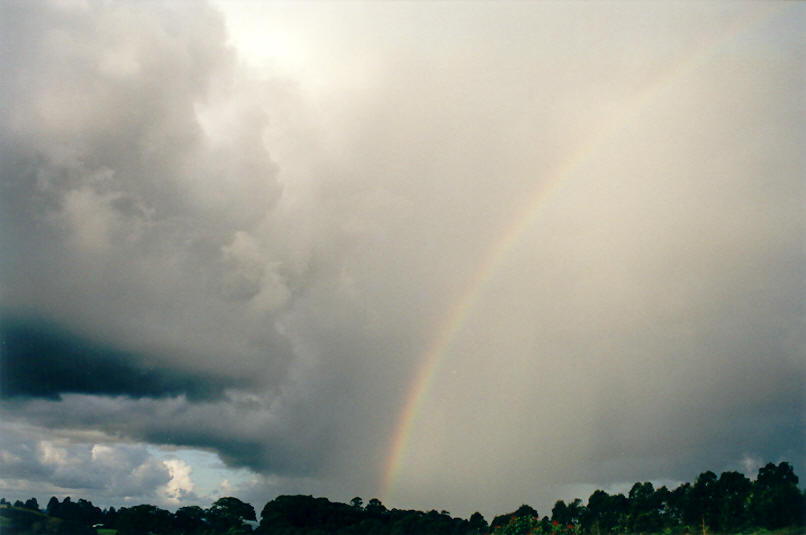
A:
[148, 447, 256, 506]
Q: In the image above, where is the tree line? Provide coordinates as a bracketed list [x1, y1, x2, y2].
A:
[1, 461, 803, 535]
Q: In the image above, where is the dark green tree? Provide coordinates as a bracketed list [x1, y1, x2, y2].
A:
[750, 462, 802, 529]
[654, 486, 673, 527]
[103, 506, 118, 528]
[552, 499, 584, 525]
[116, 504, 173, 535]
[491, 504, 538, 531]
[551, 500, 569, 525]
[566, 498, 585, 526]
[207, 497, 256, 534]
[583, 490, 619, 534]
[174, 505, 206, 534]
[714, 471, 751, 532]
[685, 471, 718, 531]
[627, 482, 661, 532]
[365, 498, 386, 516]
[667, 483, 690, 527]
[468, 512, 487, 533]
[514, 504, 538, 519]
[46, 497, 60, 517]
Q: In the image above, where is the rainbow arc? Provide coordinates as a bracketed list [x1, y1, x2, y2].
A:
[380, 5, 784, 502]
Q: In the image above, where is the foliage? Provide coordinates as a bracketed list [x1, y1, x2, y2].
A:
[0, 502, 95, 535]
[206, 497, 256, 534]
[750, 462, 803, 529]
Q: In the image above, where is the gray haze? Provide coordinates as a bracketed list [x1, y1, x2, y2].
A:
[1, 0, 803, 518]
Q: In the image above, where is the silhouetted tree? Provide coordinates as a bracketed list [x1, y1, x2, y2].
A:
[686, 471, 718, 531]
[627, 482, 661, 532]
[582, 490, 613, 534]
[750, 462, 802, 529]
[103, 506, 118, 528]
[714, 471, 751, 532]
[514, 504, 538, 519]
[468, 512, 487, 533]
[46, 497, 59, 516]
[491, 504, 538, 531]
[174, 505, 206, 534]
[207, 496, 255, 534]
[551, 500, 569, 525]
[365, 498, 386, 516]
[117, 504, 173, 535]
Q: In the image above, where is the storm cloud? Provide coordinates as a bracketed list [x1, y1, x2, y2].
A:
[1, 0, 804, 518]
[0, 317, 245, 400]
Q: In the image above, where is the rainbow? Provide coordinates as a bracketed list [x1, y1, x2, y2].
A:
[380, 4, 784, 501]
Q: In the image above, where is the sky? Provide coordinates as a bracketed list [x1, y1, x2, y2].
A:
[1, 0, 804, 520]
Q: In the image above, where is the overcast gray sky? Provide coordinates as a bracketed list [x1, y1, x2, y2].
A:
[1, 0, 803, 519]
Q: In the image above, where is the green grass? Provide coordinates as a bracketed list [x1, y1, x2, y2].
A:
[96, 529, 118, 535]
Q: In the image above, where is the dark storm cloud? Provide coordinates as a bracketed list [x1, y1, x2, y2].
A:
[0, 317, 244, 400]
[0, 0, 297, 389]
[0, 0, 318, 487]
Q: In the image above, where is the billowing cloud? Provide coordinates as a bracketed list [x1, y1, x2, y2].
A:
[0, 422, 192, 506]
[1, 0, 803, 519]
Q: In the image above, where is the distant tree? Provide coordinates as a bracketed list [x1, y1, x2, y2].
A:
[551, 500, 569, 524]
[365, 498, 386, 515]
[259, 495, 370, 534]
[750, 462, 802, 529]
[103, 506, 118, 528]
[14, 500, 24, 508]
[667, 482, 690, 527]
[654, 486, 673, 527]
[686, 471, 718, 531]
[715, 471, 751, 532]
[582, 490, 610, 534]
[468, 511, 488, 533]
[24, 498, 39, 511]
[491, 504, 538, 531]
[514, 504, 538, 519]
[117, 504, 173, 535]
[174, 505, 206, 534]
[207, 497, 255, 534]
[801, 488, 806, 526]
[628, 482, 661, 532]
[350, 496, 363, 509]
[567, 498, 585, 526]
[46, 497, 60, 517]
[499, 512, 540, 535]
[77, 498, 103, 526]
